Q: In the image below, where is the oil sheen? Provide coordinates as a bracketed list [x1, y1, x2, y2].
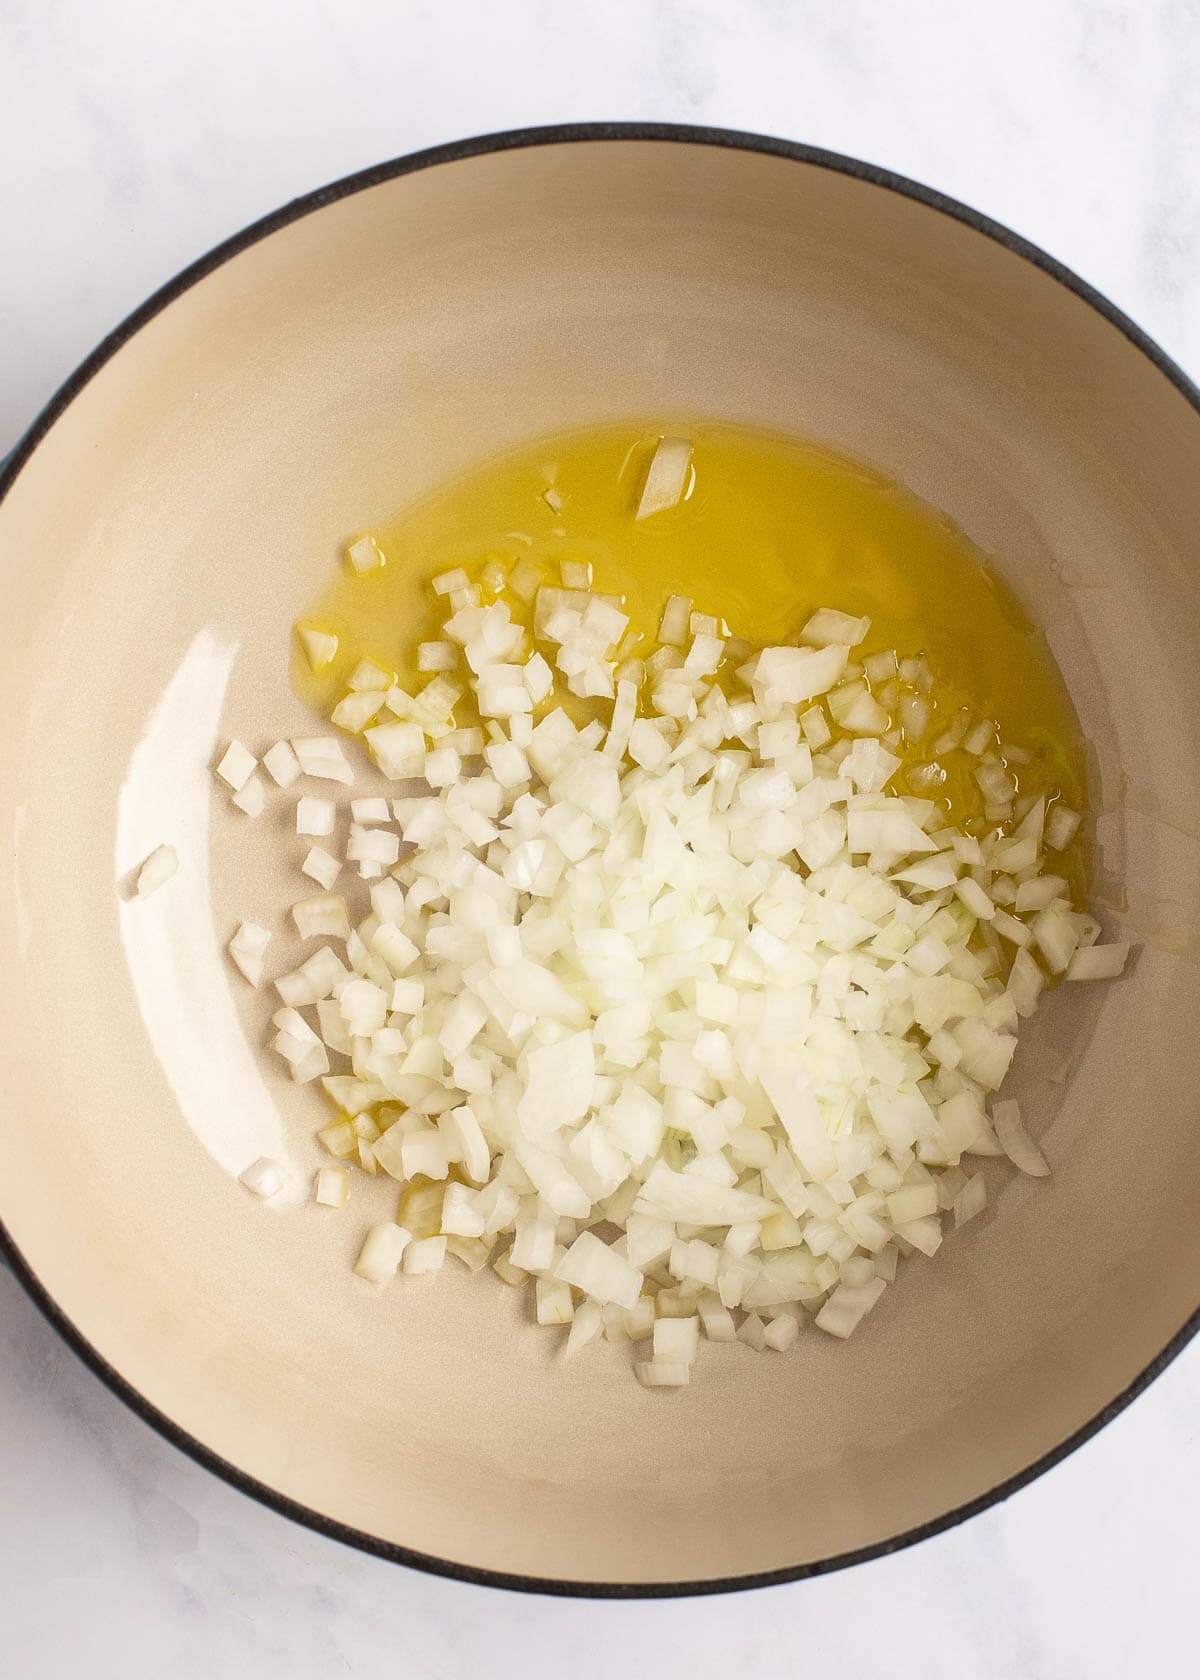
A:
[294, 421, 1088, 895]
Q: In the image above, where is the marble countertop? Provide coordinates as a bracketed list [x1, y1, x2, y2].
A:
[3, 2, 1198, 1674]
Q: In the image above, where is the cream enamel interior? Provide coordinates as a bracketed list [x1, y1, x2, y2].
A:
[2, 137, 1199, 1588]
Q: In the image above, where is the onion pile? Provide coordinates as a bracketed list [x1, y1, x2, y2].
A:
[212, 441, 1128, 1386]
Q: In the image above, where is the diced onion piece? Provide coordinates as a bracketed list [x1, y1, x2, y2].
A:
[135, 845, 178, 898]
[216, 739, 257, 791]
[347, 537, 384, 574]
[229, 921, 271, 987]
[491, 1247, 527, 1288]
[232, 773, 265, 817]
[319, 1120, 357, 1158]
[331, 691, 385, 732]
[637, 439, 693, 521]
[346, 660, 390, 692]
[424, 747, 461, 789]
[1007, 947, 1045, 1017]
[1032, 905, 1079, 974]
[886, 1184, 937, 1224]
[955, 877, 996, 921]
[991, 908, 1030, 947]
[815, 1279, 886, 1339]
[291, 893, 350, 940]
[507, 557, 540, 602]
[801, 608, 871, 648]
[441, 1105, 491, 1185]
[737, 1312, 768, 1350]
[240, 1157, 284, 1198]
[699, 1296, 737, 1342]
[1015, 875, 1067, 914]
[355, 1223, 410, 1282]
[298, 626, 339, 668]
[273, 944, 347, 1006]
[653, 1316, 699, 1363]
[829, 683, 889, 735]
[635, 1163, 774, 1226]
[992, 1098, 1050, 1176]
[1066, 943, 1130, 981]
[1045, 804, 1081, 850]
[296, 796, 336, 837]
[417, 641, 458, 672]
[301, 846, 341, 889]
[536, 1276, 575, 1325]
[953, 1172, 987, 1228]
[560, 559, 592, 590]
[753, 644, 848, 704]
[763, 1313, 800, 1351]
[403, 1235, 448, 1275]
[315, 1167, 349, 1208]
[555, 1231, 642, 1308]
[293, 737, 354, 784]
[346, 823, 400, 866]
[635, 1360, 691, 1387]
[564, 1299, 603, 1355]
[365, 720, 426, 779]
[262, 740, 301, 787]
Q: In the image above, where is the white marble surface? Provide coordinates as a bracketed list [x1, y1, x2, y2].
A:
[2, 1, 1199, 1674]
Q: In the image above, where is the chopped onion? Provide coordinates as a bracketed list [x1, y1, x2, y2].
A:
[1045, 804, 1081, 850]
[801, 608, 871, 648]
[135, 844, 178, 898]
[347, 537, 384, 575]
[403, 1235, 447, 1275]
[536, 1276, 575, 1325]
[1067, 943, 1129, 981]
[293, 737, 354, 784]
[346, 824, 400, 866]
[216, 739, 257, 791]
[298, 626, 339, 668]
[637, 439, 693, 521]
[564, 1298, 603, 1355]
[230, 512, 1129, 1388]
[992, 1098, 1050, 1176]
[555, 1231, 642, 1308]
[815, 1279, 885, 1339]
[229, 920, 271, 987]
[301, 846, 341, 890]
[240, 1157, 284, 1198]
[291, 893, 350, 940]
[232, 773, 265, 817]
[635, 1359, 691, 1387]
[737, 1312, 768, 1350]
[953, 1172, 987, 1228]
[315, 1167, 349, 1208]
[273, 944, 347, 1008]
[296, 796, 336, 837]
[418, 641, 458, 672]
[653, 1316, 699, 1363]
[355, 1222, 410, 1282]
[348, 660, 391, 692]
[954, 877, 996, 920]
[763, 1313, 799, 1351]
[262, 740, 301, 787]
[331, 691, 385, 732]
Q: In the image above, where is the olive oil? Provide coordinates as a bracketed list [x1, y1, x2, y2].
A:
[294, 421, 1087, 894]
